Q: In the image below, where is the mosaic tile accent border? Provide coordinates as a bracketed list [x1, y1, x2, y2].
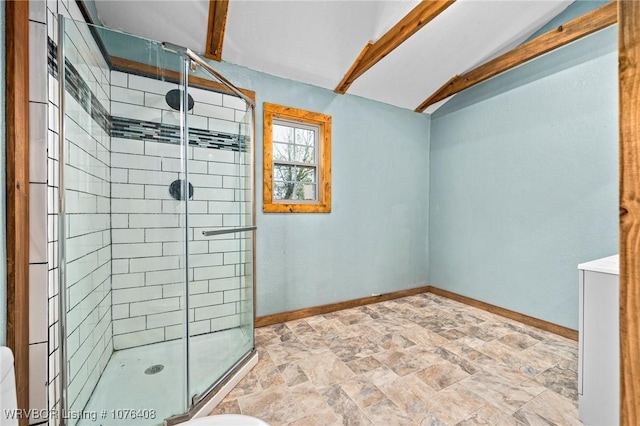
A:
[64, 58, 111, 133]
[48, 36, 58, 78]
[112, 117, 246, 151]
[48, 37, 247, 151]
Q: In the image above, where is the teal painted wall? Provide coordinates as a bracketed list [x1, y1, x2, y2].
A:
[429, 27, 618, 330]
[1, 4, 7, 345]
[97, 25, 432, 316]
[208, 62, 432, 316]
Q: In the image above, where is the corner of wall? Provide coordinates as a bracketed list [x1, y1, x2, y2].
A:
[426, 28, 618, 329]
[425, 112, 432, 284]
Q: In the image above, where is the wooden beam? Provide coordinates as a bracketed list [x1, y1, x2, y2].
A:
[205, 0, 229, 62]
[619, 1, 640, 424]
[415, 1, 618, 112]
[335, 0, 455, 94]
[334, 43, 373, 95]
[5, 1, 30, 423]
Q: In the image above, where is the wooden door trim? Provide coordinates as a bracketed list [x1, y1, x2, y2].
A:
[618, 1, 640, 424]
[5, 0, 30, 422]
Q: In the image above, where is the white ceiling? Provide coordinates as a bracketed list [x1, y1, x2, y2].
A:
[95, 0, 210, 54]
[95, 0, 573, 113]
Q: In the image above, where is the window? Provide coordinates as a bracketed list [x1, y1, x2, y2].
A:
[263, 103, 331, 213]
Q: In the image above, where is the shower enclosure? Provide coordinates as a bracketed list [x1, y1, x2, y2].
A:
[57, 16, 255, 425]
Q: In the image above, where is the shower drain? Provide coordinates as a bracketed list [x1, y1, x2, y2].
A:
[144, 364, 164, 375]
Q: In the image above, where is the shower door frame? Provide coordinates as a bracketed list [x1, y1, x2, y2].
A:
[56, 17, 258, 425]
[56, 17, 196, 424]
[177, 47, 259, 416]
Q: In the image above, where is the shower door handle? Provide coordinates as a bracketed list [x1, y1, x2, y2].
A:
[202, 226, 257, 236]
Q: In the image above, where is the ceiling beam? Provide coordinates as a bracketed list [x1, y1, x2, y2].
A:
[205, 0, 229, 61]
[334, 43, 373, 95]
[335, 0, 456, 94]
[415, 1, 617, 113]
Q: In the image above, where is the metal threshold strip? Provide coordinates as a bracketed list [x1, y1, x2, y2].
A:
[202, 226, 257, 236]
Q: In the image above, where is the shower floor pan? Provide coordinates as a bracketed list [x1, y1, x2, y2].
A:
[79, 327, 251, 426]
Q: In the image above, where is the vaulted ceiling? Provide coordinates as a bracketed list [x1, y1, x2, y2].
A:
[95, 0, 577, 113]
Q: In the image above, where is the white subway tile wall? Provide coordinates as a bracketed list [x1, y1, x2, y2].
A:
[109, 71, 252, 350]
[29, 0, 114, 424]
[58, 13, 113, 425]
[30, 1, 59, 425]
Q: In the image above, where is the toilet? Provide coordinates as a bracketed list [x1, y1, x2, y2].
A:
[181, 414, 270, 426]
[0, 347, 18, 426]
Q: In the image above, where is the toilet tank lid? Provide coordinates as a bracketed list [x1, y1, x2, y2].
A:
[0, 347, 15, 383]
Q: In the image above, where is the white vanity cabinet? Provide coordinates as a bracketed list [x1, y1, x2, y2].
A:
[578, 254, 619, 426]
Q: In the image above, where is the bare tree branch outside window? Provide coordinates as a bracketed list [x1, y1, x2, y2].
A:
[272, 122, 318, 201]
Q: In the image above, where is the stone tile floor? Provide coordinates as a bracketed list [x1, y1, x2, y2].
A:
[210, 293, 581, 425]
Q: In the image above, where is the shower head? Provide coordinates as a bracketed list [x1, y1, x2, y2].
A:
[166, 89, 194, 112]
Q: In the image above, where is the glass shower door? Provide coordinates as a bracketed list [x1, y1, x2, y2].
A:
[183, 55, 256, 403]
[59, 17, 190, 425]
[58, 16, 256, 425]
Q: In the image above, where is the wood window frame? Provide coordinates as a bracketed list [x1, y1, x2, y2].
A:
[263, 103, 331, 213]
